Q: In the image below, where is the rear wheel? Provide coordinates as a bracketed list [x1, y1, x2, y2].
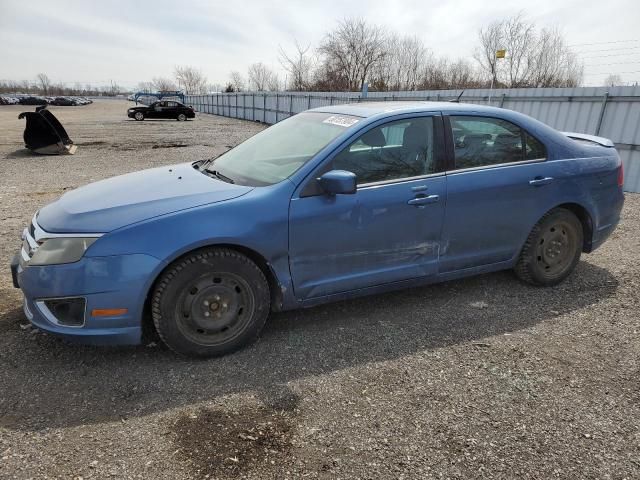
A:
[134, 111, 144, 121]
[152, 248, 270, 357]
[515, 208, 583, 286]
[177, 113, 187, 121]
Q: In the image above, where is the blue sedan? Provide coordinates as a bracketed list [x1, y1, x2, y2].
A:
[10, 102, 624, 357]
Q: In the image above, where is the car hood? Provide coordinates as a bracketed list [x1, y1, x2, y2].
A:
[37, 163, 253, 233]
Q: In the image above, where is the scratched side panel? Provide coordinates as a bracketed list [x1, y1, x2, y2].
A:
[289, 176, 447, 299]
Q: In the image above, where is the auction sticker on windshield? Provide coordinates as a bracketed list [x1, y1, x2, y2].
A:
[322, 115, 360, 127]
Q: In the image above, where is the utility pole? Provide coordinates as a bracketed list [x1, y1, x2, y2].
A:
[488, 49, 505, 104]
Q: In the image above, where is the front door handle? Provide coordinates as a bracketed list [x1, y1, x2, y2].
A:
[407, 195, 439, 206]
[529, 176, 554, 186]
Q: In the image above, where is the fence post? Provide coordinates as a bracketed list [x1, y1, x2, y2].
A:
[595, 91, 609, 135]
[263, 93, 267, 123]
[275, 93, 279, 123]
[307, 94, 312, 110]
[289, 94, 294, 117]
[252, 94, 255, 121]
[500, 93, 506, 108]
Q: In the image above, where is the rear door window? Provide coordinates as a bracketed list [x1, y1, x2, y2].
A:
[450, 116, 546, 169]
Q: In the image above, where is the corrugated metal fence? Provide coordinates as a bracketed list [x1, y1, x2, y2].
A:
[183, 86, 640, 193]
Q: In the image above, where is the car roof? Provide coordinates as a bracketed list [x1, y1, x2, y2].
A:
[310, 101, 508, 118]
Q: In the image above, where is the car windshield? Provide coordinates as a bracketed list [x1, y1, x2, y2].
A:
[206, 112, 361, 186]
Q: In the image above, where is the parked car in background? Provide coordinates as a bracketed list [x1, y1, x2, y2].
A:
[50, 97, 76, 106]
[0, 95, 20, 105]
[19, 96, 48, 105]
[127, 100, 195, 121]
[11, 102, 624, 357]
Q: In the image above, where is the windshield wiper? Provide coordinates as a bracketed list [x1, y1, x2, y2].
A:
[208, 170, 235, 184]
[196, 158, 215, 170]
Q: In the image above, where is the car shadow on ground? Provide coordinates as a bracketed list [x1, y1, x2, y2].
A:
[4, 149, 36, 159]
[0, 261, 618, 431]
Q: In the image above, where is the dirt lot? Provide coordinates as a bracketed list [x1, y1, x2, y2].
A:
[0, 99, 638, 479]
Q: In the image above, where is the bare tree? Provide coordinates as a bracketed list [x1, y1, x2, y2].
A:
[36, 73, 51, 95]
[247, 62, 280, 91]
[152, 77, 177, 91]
[474, 21, 504, 86]
[603, 74, 624, 87]
[279, 40, 315, 91]
[266, 73, 281, 91]
[371, 35, 429, 90]
[207, 83, 224, 93]
[318, 18, 388, 91]
[229, 71, 246, 92]
[502, 14, 536, 87]
[474, 13, 582, 88]
[136, 81, 154, 93]
[530, 27, 583, 87]
[174, 65, 207, 94]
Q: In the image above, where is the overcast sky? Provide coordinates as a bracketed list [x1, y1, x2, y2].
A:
[1, 0, 639, 89]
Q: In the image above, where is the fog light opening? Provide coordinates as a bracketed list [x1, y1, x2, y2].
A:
[40, 297, 86, 327]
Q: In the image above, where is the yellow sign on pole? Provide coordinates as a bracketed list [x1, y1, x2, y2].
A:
[496, 49, 506, 59]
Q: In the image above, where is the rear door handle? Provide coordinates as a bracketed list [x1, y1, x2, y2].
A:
[407, 195, 439, 206]
[529, 176, 554, 186]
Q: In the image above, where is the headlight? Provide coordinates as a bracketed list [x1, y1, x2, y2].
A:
[30, 238, 98, 266]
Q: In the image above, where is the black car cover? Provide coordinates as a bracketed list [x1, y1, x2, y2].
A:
[18, 105, 76, 155]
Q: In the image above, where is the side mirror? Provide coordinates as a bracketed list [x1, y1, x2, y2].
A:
[318, 170, 357, 195]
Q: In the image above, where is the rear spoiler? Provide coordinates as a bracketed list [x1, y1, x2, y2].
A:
[562, 132, 615, 148]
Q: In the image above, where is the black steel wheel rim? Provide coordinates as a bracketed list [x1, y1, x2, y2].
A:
[175, 272, 255, 346]
[535, 220, 577, 278]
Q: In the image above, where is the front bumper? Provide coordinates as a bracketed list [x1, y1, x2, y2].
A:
[10, 253, 20, 288]
[14, 252, 162, 345]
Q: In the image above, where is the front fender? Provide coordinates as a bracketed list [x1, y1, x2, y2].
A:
[85, 182, 298, 311]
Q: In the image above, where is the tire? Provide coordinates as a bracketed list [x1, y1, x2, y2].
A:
[152, 248, 270, 357]
[134, 111, 145, 121]
[177, 113, 187, 121]
[515, 208, 583, 286]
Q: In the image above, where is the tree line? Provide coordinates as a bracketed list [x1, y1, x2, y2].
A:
[135, 13, 583, 95]
[230, 13, 583, 93]
[3, 13, 585, 97]
[0, 74, 123, 96]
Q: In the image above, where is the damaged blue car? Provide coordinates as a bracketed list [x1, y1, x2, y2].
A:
[11, 102, 624, 357]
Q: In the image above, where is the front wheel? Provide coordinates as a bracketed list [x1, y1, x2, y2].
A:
[152, 248, 270, 357]
[134, 111, 144, 121]
[177, 113, 187, 121]
[515, 208, 583, 286]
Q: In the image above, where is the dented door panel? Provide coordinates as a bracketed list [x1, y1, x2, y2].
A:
[289, 175, 446, 299]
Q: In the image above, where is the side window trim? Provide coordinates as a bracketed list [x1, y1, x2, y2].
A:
[446, 157, 547, 175]
[298, 113, 446, 197]
[445, 114, 547, 172]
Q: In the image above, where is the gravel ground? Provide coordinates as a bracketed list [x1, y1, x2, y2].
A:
[0, 99, 638, 479]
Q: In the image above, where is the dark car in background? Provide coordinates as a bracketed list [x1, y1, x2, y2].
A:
[127, 101, 195, 121]
[50, 97, 76, 106]
[19, 96, 48, 105]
